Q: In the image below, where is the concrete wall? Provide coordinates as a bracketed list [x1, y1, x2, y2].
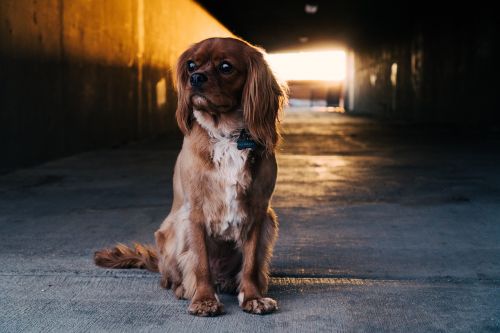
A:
[0, 0, 232, 172]
[348, 15, 499, 123]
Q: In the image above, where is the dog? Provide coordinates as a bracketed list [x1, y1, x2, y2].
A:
[94, 37, 287, 316]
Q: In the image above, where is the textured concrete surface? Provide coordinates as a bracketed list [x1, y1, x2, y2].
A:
[1, 109, 499, 332]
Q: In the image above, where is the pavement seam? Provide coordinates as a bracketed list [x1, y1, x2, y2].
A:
[1, 272, 498, 286]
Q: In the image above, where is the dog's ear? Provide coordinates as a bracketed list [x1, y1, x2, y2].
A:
[174, 47, 193, 134]
[242, 50, 287, 154]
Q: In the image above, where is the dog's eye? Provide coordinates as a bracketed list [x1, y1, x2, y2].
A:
[219, 61, 233, 74]
[187, 61, 197, 72]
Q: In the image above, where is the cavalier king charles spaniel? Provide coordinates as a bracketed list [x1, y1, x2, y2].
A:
[95, 37, 287, 316]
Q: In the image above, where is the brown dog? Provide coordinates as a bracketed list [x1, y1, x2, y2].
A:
[94, 37, 287, 316]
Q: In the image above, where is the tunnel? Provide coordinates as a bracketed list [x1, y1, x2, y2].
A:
[1, 0, 499, 331]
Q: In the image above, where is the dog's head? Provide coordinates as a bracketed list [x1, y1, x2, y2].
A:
[174, 37, 287, 153]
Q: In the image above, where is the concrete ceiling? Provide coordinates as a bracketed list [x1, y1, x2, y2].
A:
[196, 0, 414, 51]
[196, 0, 480, 52]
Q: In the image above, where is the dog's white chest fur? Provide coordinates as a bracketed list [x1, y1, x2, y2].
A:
[193, 111, 250, 240]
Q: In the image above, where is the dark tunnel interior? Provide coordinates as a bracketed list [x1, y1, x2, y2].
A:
[1, 0, 499, 172]
[199, 0, 500, 121]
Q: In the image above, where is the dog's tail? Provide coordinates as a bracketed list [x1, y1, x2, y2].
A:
[94, 242, 159, 272]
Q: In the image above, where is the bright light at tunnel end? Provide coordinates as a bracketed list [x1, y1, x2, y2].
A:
[266, 50, 346, 82]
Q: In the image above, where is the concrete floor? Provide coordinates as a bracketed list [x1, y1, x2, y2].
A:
[1, 109, 499, 332]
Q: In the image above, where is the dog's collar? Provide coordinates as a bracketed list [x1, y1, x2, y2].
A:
[236, 129, 258, 150]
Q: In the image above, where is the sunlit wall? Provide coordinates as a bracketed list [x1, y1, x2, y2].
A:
[0, 0, 232, 171]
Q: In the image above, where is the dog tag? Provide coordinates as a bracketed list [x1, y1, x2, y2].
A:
[237, 129, 257, 150]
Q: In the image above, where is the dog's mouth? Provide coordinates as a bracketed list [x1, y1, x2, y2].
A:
[191, 94, 231, 112]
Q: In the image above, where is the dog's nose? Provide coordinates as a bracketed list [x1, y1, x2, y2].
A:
[190, 73, 207, 88]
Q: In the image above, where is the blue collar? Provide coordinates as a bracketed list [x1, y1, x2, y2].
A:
[236, 129, 258, 150]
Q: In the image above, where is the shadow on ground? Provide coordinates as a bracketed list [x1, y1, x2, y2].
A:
[1, 109, 499, 332]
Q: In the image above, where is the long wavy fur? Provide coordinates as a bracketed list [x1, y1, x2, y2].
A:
[94, 242, 159, 272]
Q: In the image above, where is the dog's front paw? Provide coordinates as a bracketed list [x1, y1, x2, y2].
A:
[188, 298, 225, 317]
[241, 297, 278, 315]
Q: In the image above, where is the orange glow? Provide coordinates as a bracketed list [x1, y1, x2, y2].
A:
[266, 50, 346, 82]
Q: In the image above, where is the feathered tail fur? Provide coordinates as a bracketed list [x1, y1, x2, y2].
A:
[94, 243, 159, 272]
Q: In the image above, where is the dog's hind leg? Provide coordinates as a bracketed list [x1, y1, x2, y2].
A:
[155, 212, 184, 294]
